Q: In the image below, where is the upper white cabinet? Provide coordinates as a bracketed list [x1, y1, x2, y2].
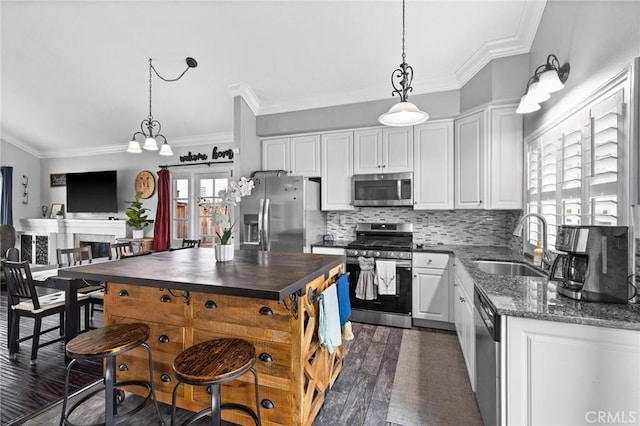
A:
[454, 105, 523, 210]
[353, 127, 413, 174]
[261, 135, 321, 177]
[488, 106, 523, 209]
[321, 131, 355, 211]
[414, 120, 454, 210]
[455, 110, 486, 209]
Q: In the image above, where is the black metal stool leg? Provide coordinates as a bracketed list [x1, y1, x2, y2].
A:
[171, 380, 182, 426]
[250, 367, 262, 425]
[210, 383, 221, 426]
[60, 359, 77, 426]
[104, 355, 116, 425]
[142, 342, 165, 425]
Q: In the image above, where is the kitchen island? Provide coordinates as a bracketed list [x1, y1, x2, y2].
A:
[59, 248, 346, 426]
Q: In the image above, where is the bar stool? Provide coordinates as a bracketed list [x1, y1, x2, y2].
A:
[171, 338, 261, 426]
[60, 323, 165, 425]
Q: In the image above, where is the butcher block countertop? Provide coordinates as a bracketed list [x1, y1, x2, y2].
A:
[58, 248, 345, 301]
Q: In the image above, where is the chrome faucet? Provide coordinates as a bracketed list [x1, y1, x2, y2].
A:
[513, 213, 552, 268]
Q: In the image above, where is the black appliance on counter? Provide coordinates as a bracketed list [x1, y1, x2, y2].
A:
[549, 225, 629, 303]
[345, 223, 413, 329]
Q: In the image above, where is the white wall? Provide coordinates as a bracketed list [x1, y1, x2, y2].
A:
[233, 96, 261, 177]
[524, 1, 640, 136]
[1, 138, 41, 221]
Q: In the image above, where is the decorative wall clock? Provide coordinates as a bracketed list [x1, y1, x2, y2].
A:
[134, 170, 155, 198]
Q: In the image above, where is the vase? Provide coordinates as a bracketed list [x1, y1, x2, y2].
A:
[214, 244, 234, 262]
[132, 229, 144, 239]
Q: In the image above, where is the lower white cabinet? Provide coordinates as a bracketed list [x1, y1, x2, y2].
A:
[412, 253, 451, 323]
[453, 261, 475, 391]
[505, 316, 640, 426]
[311, 246, 346, 256]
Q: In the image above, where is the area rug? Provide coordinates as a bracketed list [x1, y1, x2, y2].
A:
[386, 329, 482, 425]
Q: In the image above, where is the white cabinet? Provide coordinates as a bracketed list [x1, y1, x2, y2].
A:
[353, 127, 413, 174]
[321, 132, 355, 211]
[413, 120, 454, 209]
[454, 105, 523, 210]
[412, 252, 451, 324]
[505, 316, 640, 426]
[488, 106, 523, 209]
[455, 110, 486, 209]
[311, 246, 346, 256]
[453, 260, 475, 390]
[261, 135, 321, 177]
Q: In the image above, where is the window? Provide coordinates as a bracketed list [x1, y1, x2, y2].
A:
[171, 169, 231, 248]
[524, 78, 630, 250]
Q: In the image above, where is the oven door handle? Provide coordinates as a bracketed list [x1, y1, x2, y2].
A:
[346, 258, 411, 268]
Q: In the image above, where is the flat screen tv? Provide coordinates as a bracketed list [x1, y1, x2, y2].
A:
[66, 170, 118, 213]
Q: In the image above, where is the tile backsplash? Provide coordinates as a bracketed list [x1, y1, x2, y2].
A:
[326, 208, 521, 246]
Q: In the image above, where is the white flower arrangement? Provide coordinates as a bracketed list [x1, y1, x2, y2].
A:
[211, 177, 255, 245]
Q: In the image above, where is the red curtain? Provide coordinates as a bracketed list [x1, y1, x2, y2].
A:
[153, 168, 171, 251]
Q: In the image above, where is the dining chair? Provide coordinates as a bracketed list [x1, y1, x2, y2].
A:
[182, 239, 201, 248]
[56, 247, 102, 327]
[109, 241, 134, 260]
[1, 260, 90, 365]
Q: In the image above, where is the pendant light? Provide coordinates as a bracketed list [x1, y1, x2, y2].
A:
[378, 0, 429, 127]
[128, 57, 198, 155]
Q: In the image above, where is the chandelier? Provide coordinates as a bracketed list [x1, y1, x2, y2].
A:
[127, 57, 198, 155]
[378, 0, 429, 127]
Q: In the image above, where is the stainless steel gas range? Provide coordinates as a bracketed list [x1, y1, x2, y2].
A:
[345, 223, 413, 329]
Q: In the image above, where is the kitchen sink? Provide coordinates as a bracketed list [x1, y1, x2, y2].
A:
[474, 260, 546, 277]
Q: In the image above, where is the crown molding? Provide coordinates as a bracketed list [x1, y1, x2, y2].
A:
[1, 131, 44, 159]
[227, 82, 261, 115]
[455, 0, 546, 87]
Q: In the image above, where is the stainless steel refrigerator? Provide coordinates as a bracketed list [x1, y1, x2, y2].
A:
[240, 176, 325, 253]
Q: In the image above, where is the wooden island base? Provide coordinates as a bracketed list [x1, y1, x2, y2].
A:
[104, 264, 344, 426]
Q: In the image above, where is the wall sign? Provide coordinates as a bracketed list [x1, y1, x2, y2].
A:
[179, 146, 234, 163]
[50, 173, 66, 187]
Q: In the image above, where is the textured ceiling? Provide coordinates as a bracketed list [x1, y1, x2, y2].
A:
[1, 1, 545, 158]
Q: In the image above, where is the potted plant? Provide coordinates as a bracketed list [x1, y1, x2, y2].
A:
[124, 191, 154, 239]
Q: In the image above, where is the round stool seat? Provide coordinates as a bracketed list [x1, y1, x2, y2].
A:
[173, 338, 256, 384]
[66, 323, 150, 359]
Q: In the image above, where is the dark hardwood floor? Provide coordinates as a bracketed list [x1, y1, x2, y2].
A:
[0, 286, 103, 425]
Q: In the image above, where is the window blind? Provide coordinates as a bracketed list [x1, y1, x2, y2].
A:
[525, 86, 627, 249]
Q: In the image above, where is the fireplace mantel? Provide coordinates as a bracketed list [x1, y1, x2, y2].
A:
[18, 218, 129, 264]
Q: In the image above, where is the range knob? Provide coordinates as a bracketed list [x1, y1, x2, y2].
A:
[374, 252, 381, 257]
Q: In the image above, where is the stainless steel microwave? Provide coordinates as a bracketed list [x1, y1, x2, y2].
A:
[352, 172, 413, 206]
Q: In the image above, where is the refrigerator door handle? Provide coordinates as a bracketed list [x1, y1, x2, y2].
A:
[264, 198, 271, 251]
[258, 199, 265, 250]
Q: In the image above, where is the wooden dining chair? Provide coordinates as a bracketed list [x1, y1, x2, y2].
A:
[181, 239, 201, 248]
[109, 241, 134, 260]
[56, 247, 102, 326]
[1, 260, 90, 365]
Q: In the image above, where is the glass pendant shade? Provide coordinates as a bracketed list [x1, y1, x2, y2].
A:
[378, 101, 429, 127]
[127, 140, 142, 153]
[527, 81, 551, 103]
[516, 94, 540, 114]
[143, 137, 158, 151]
[538, 69, 564, 93]
[159, 142, 173, 156]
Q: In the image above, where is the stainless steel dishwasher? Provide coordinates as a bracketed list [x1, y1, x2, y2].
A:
[475, 288, 500, 426]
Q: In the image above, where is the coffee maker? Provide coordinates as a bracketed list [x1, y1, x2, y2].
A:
[549, 225, 629, 303]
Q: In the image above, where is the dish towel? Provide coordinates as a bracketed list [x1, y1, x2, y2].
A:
[355, 256, 377, 300]
[318, 284, 342, 354]
[335, 273, 354, 341]
[376, 260, 397, 295]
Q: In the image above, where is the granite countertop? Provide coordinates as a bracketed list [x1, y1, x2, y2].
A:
[311, 240, 353, 249]
[418, 244, 640, 331]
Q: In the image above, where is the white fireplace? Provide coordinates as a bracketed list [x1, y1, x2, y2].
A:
[18, 218, 128, 264]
